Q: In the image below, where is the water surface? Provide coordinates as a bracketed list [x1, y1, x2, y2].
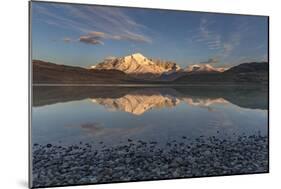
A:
[32, 86, 268, 147]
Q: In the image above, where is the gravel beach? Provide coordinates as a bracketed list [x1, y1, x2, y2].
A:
[32, 134, 268, 188]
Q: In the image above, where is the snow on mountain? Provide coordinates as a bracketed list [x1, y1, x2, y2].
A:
[91, 53, 180, 78]
[185, 64, 228, 73]
[90, 53, 229, 80]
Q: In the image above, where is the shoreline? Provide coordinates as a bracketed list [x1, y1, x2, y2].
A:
[32, 134, 268, 188]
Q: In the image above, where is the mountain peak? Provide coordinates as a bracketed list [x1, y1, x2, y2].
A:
[123, 52, 153, 66]
[131, 52, 145, 58]
[91, 53, 181, 79]
[185, 64, 228, 73]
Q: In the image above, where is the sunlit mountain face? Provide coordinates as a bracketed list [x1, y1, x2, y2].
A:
[90, 53, 181, 79]
[90, 53, 228, 80]
[185, 64, 229, 73]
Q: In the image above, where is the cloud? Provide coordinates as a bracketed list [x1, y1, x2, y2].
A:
[110, 31, 151, 43]
[33, 3, 151, 44]
[192, 17, 243, 59]
[193, 18, 222, 50]
[200, 57, 219, 64]
[79, 35, 104, 45]
[88, 31, 106, 38]
[75, 30, 151, 45]
[221, 33, 241, 57]
[79, 31, 104, 45]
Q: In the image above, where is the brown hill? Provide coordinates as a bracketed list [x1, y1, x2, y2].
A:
[32, 60, 136, 84]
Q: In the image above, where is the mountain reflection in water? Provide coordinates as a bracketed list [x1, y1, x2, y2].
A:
[33, 86, 268, 115]
[32, 85, 268, 145]
[91, 94, 229, 115]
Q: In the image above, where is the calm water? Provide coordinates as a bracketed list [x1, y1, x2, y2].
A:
[31, 86, 268, 148]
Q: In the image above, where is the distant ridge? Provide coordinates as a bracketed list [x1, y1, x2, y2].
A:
[33, 58, 268, 85]
[175, 62, 268, 84]
[224, 62, 268, 74]
[32, 60, 135, 84]
[185, 64, 228, 74]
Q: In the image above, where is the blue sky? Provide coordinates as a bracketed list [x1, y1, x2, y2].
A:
[31, 2, 268, 68]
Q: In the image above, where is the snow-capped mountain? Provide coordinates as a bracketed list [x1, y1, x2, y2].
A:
[185, 64, 228, 74]
[90, 53, 231, 80]
[91, 53, 181, 79]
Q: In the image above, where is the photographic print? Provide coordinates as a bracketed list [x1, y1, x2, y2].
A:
[30, 1, 269, 188]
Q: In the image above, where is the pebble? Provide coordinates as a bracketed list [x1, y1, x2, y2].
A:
[32, 134, 268, 188]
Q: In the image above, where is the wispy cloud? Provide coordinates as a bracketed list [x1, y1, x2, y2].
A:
[190, 17, 246, 65]
[33, 3, 151, 45]
[193, 17, 244, 54]
[192, 18, 222, 50]
[63, 30, 151, 45]
[222, 33, 241, 57]
[79, 34, 104, 45]
[84, 30, 151, 43]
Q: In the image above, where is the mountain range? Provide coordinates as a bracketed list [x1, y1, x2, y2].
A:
[91, 53, 227, 80]
[33, 53, 268, 84]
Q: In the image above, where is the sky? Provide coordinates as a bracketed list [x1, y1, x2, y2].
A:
[31, 2, 268, 68]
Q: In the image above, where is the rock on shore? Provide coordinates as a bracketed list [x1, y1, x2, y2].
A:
[32, 134, 268, 188]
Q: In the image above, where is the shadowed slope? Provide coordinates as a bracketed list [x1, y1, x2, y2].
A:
[33, 60, 136, 84]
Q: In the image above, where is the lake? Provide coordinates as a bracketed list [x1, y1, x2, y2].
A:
[31, 85, 269, 187]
